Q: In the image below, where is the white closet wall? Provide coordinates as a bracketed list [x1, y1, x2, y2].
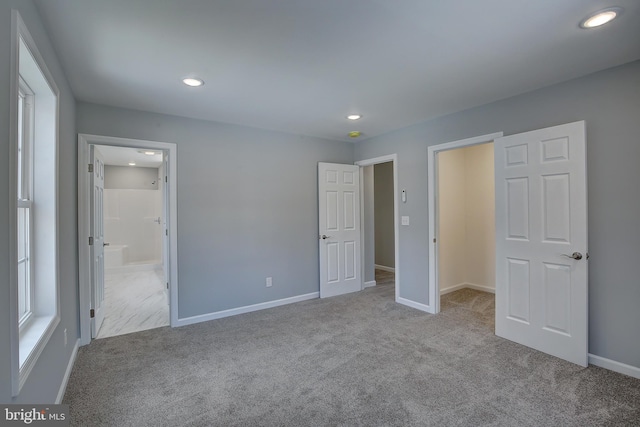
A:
[438, 143, 495, 293]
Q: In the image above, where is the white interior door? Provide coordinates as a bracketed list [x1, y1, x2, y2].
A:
[318, 162, 362, 298]
[90, 145, 106, 338]
[494, 121, 588, 366]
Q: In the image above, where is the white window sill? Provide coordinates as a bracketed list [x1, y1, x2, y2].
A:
[18, 314, 59, 388]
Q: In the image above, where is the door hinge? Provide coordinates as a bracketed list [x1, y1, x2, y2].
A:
[90, 309, 95, 318]
[89, 236, 94, 246]
[433, 238, 436, 243]
[165, 229, 168, 236]
[165, 176, 168, 183]
[166, 282, 169, 289]
[88, 164, 94, 173]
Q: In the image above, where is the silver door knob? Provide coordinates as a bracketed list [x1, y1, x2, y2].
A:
[562, 252, 582, 260]
[320, 235, 331, 240]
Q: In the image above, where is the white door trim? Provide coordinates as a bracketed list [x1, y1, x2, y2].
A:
[77, 134, 179, 346]
[427, 132, 503, 313]
[355, 154, 399, 302]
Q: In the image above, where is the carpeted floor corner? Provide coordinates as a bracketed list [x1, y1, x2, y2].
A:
[64, 280, 640, 426]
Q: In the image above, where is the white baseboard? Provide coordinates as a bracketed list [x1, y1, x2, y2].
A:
[364, 280, 376, 288]
[176, 292, 319, 327]
[56, 339, 79, 404]
[396, 297, 435, 314]
[440, 283, 467, 295]
[588, 354, 640, 379]
[440, 282, 495, 295]
[374, 264, 395, 273]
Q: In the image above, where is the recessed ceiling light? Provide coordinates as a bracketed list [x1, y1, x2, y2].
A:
[128, 162, 136, 166]
[144, 151, 156, 156]
[347, 114, 362, 120]
[580, 7, 622, 29]
[182, 77, 204, 87]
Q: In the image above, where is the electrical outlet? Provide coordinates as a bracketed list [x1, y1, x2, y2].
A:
[266, 277, 273, 287]
[64, 328, 67, 347]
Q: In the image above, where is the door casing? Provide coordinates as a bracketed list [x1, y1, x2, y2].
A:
[77, 134, 179, 346]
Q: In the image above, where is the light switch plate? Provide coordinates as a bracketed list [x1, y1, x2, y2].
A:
[401, 216, 410, 226]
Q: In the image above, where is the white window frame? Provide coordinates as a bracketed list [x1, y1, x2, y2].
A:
[17, 78, 35, 329]
[10, 10, 61, 397]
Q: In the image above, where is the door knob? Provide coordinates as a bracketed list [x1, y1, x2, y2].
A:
[562, 252, 582, 260]
[320, 235, 331, 240]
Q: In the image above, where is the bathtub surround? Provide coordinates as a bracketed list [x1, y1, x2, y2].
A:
[103, 166, 163, 267]
[104, 165, 159, 190]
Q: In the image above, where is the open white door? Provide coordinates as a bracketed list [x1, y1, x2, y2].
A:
[90, 145, 106, 338]
[318, 162, 362, 298]
[162, 152, 170, 304]
[495, 121, 588, 366]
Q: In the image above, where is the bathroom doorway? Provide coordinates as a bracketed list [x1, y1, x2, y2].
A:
[94, 145, 169, 338]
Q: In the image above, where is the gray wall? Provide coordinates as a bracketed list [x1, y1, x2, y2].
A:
[362, 165, 375, 283]
[105, 165, 159, 190]
[77, 102, 354, 318]
[374, 162, 395, 268]
[0, 0, 79, 403]
[354, 60, 640, 369]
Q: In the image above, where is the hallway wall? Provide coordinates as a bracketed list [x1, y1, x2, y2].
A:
[374, 162, 395, 269]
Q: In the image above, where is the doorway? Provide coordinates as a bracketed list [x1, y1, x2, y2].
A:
[78, 134, 178, 346]
[428, 132, 502, 313]
[436, 142, 496, 322]
[356, 154, 400, 300]
[428, 123, 588, 367]
[95, 145, 168, 338]
[437, 143, 495, 294]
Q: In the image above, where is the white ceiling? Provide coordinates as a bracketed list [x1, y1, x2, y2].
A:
[97, 145, 163, 167]
[35, 0, 640, 142]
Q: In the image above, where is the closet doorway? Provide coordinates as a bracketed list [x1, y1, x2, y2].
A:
[436, 142, 495, 319]
[427, 132, 503, 314]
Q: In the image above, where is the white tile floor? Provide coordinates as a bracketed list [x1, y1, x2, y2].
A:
[97, 268, 169, 339]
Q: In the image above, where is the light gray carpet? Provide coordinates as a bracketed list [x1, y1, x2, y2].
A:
[64, 281, 640, 426]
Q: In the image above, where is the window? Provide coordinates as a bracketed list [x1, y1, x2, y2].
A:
[17, 79, 34, 328]
[11, 11, 60, 396]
